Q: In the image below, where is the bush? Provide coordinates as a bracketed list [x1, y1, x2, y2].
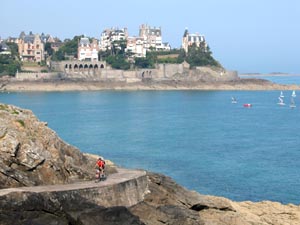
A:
[0, 54, 21, 76]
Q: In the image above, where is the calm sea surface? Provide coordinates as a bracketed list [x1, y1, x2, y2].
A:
[240, 74, 300, 85]
[1, 90, 300, 204]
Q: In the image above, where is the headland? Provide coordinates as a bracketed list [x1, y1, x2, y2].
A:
[1, 63, 299, 92]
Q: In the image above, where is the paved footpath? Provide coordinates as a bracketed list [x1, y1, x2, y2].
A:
[0, 168, 146, 196]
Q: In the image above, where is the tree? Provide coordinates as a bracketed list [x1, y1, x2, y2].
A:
[0, 54, 21, 76]
[106, 55, 130, 70]
[134, 51, 156, 69]
[185, 44, 221, 68]
[45, 42, 54, 57]
[52, 35, 84, 61]
[6, 43, 19, 58]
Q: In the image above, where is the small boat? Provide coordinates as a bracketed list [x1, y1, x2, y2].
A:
[290, 97, 296, 108]
[231, 97, 237, 104]
[292, 90, 296, 98]
[243, 103, 252, 107]
[280, 91, 284, 98]
[277, 97, 285, 106]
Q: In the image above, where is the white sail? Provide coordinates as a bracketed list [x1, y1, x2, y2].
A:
[280, 91, 284, 98]
[231, 97, 237, 103]
[292, 90, 296, 98]
[278, 97, 285, 106]
[290, 97, 296, 108]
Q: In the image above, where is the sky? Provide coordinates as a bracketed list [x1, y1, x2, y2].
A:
[1, 0, 300, 74]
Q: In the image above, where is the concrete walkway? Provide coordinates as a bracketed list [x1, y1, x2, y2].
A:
[0, 168, 146, 197]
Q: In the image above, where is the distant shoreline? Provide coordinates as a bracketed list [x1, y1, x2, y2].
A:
[0, 78, 300, 92]
[240, 73, 300, 77]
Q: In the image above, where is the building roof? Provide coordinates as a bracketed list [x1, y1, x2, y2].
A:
[23, 35, 35, 43]
[80, 37, 90, 46]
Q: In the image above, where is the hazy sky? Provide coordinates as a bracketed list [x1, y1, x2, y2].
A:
[1, 0, 300, 74]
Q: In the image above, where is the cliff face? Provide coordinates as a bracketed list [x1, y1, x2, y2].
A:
[0, 103, 299, 225]
[0, 103, 114, 188]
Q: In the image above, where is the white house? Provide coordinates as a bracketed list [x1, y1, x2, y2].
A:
[78, 37, 99, 61]
[182, 28, 206, 53]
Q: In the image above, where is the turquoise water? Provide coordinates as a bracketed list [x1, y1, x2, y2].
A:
[1, 90, 300, 204]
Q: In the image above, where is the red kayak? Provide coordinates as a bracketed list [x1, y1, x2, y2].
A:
[243, 103, 252, 107]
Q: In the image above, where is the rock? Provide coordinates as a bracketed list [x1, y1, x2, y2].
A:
[0, 103, 116, 188]
[130, 172, 300, 225]
[76, 206, 145, 225]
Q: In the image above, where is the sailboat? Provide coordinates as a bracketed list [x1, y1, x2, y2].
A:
[280, 91, 284, 98]
[292, 90, 296, 98]
[277, 97, 285, 106]
[290, 97, 296, 108]
[231, 97, 237, 104]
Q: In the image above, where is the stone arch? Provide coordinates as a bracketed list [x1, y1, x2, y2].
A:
[94, 64, 98, 69]
[79, 64, 83, 72]
[69, 64, 72, 69]
[100, 64, 104, 69]
[88, 64, 94, 75]
[74, 64, 79, 73]
[65, 64, 68, 69]
[142, 71, 145, 78]
[84, 64, 88, 69]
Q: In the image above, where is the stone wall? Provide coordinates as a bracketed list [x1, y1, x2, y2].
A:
[15, 72, 59, 80]
[14, 60, 239, 83]
[0, 170, 148, 208]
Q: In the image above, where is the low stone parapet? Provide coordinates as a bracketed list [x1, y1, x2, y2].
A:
[15, 72, 59, 80]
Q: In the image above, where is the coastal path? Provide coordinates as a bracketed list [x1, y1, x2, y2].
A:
[0, 168, 146, 197]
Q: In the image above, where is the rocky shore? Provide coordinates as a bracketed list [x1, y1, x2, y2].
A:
[0, 103, 300, 225]
[1, 77, 300, 92]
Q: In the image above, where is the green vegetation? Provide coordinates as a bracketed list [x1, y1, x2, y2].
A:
[6, 43, 19, 57]
[99, 40, 131, 70]
[52, 35, 84, 61]
[12, 109, 19, 115]
[134, 49, 183, 68]
[22, 61, 39, 67]
[0, 104, 8, 111]
[185, 44, 221, 68]
[106, 55, 130, 70]
[0, 43, 21, 76]
[0, 54, 21, 76]
[133, 46, 220, 69]
[16, 119, 25, 127]
[56, 35, 221, 70]
[44, 42, 54, 57]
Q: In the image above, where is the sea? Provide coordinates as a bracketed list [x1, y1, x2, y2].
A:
[1, 75, 300, 205]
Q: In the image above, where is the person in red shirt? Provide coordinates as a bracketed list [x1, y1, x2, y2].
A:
[95, 157, 106, 181]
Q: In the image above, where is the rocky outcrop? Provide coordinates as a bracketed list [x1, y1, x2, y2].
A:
[131, 173, 300, 225]
[0, 103, 115, 188]
[0, 103, 300, 225]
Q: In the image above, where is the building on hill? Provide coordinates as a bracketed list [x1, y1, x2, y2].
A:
[139, 24, 170, 51]
[99, 28, 128, 51]
[126, 36, 146, 58]
[182, 28, 206, 53]
[0, 42, 11, 55]
[18, 31, 45, 62]
[78, 37, 99, 61]
[99, 25, 170, 58]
